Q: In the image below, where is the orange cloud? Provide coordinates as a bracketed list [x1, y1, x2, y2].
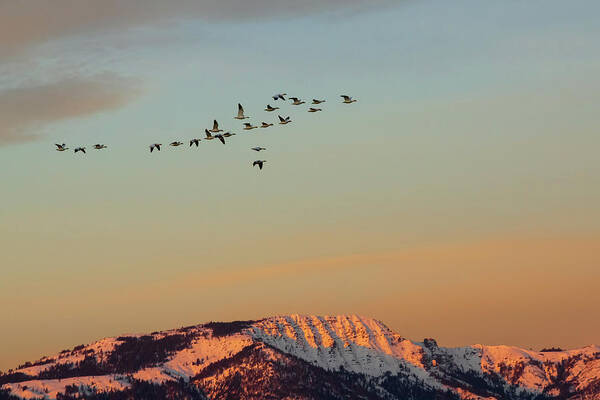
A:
[1, 234, 598, 372]
[109, 234, 600, 300]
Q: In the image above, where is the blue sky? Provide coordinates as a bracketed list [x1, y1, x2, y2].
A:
[1, 0, 599, 371]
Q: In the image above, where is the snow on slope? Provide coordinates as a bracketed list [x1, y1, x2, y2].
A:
[478, 344, 600, 395]
[4, 375, 129, 400]
[249, 314, 439, 387]
[160, 331, 253, 380]
[2, 315, 599, 400]
[13, 337, 122, 377]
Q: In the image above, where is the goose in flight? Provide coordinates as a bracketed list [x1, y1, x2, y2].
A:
[308, 108, 322, 113]
[265, 104, 279, 112]
[170, 141, 183, 147]
[243, 123, 258, 130]
[214, 134, 226, 144]
[74, 147, 86, 154]
[204, 129, 215, 140]
[150, 143, 162, 152]
[289, 97, 305, 105]
[251, 147, 266, 152]
[253, 160, 267, 170]
[55, 143, 68, 151]
[234, 103, 249, 120]
[341, 95, 357, 104]
[93, 144, 107, 150]
[312, 99, 326, 104]
[209, 120, 223, 133]
[278, 115, 291, 125]
[189, 138, 200, 147]
[222, 131, 236, 137]
[273, 93, 287, 101]
[261, 122, 274, 128]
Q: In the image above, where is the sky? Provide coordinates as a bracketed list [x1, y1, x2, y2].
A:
[1, 0, 599, 371]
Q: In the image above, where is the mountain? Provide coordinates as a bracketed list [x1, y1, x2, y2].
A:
[1, 315, 599, 400]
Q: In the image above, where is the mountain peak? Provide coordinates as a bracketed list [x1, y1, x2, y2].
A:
[2, 315, 599, 400]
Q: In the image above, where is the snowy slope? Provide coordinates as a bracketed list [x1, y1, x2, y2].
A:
[1, 315, 599, 400]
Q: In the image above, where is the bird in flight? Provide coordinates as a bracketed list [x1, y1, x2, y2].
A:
[252, 147, 266, 152]
[209, 120, 223, 133]
[222, 132, 236, 137]
[93, 144, 107, 150]
[189, 138, 200, 147]
[265, 104, 279, 112]
[290, 97, 305, 105]
[278, 115, 291, 125]
[243, 123, 258, 130]
[253, 160, 267, 170]
[214, 134, 226, 144]
[74, 147, 86, 154]
[308, 108, 322, 113]
[261, 122, 274, 128]
[234, 103, 249, 120]
[273, 93, 287, 101]
[170, 141, 183, 147]
[341, 95, 357, 104]
[312, 99, 326, 104]
[149, 143, 162, 152]
[204, 129, 215, 140]
[55, 143, 69, 151]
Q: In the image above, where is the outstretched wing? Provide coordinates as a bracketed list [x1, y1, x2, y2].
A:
[341, 95, 351, 101]
[237, 103, 244, 118]
[218, 136, 225, 144]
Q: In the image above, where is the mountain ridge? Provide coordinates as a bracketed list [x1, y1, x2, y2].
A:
[2, 314, 599, 400]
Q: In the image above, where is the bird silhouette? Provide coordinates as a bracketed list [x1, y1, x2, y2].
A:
[234, 103, 249, 120]
[253, 160, 267, 170]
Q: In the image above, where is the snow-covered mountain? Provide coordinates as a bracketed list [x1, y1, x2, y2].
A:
[1, 315, 599, 399]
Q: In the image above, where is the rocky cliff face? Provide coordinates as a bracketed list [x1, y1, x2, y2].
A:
[2, 315, 599, 399]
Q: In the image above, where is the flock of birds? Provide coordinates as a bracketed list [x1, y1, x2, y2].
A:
[53, 94, 358, 170]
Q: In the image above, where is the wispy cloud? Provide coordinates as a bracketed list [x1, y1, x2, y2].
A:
[0, 1, 393, 144]
[0, 0, 391, 58]
[105, 234, 600, 298]
[0, 74, 142, 145]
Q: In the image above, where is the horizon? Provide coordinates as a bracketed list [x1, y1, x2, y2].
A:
[3, 313, 599, 374]
[1, 0, 599, 374]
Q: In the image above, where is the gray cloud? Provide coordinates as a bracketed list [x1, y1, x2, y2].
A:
[0, 0, 389, 145]
[0, 0, 390, 58]
[0, 74, 142, 145]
